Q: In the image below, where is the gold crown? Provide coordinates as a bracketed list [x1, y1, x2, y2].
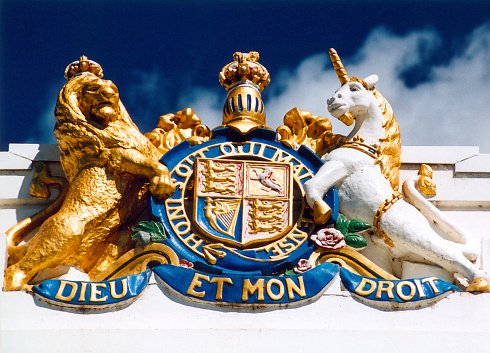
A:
[218, 52, 272, 134]
[64, 55, 103, 80]
[219, 51, 270, 92]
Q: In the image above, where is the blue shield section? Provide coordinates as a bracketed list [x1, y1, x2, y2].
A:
[150, 127, 339, 275]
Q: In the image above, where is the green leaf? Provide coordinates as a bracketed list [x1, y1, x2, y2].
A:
[131, 221, 169, 243]
[335, 214, 350, 235]
[132, 221, 157, 233]
[348, 219, 371, 233]
[344, 233, 367, 249]
[284, 269, 296, 276]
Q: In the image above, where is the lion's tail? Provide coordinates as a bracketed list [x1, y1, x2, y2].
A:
[6, 162, 68, 265]
[402, 168, 479, 262]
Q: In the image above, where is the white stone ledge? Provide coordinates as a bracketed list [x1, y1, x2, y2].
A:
[4, 144, 490, 171]
[455, 154, 490, 174]
[0, 152, 32, 170]
[8, 143, 60, 162]
[401, 146, 479, 164]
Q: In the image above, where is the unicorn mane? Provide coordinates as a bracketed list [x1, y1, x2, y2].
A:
[372, 88, 401, 191]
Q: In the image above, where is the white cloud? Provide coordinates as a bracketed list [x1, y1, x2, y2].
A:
[265, 24, 490, 152]
[29, 23, 490, 154]
[177, 87, 223, 129]
[180, 24, 490, 153]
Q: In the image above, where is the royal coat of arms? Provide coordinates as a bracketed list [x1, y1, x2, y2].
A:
[4, 50, 487, 313]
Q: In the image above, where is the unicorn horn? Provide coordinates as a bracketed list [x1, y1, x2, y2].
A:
[329, 48, 349, 85]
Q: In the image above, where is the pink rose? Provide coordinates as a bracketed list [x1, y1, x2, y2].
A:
[311, 228, 345, 250]
[294, 259, 312, 274]
[179, 259, 194, 269]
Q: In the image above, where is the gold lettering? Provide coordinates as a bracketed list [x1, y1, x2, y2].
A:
[265, 243, 286, 257]
[186, 273, 210, 298]
[167, 202, 187, 223]
[210, 277, 233, 300]
[236, 142, 266, 157]
[354, 277, 377, 296]
[90, 283, 108, 302]
[396, 281, 416, 301]
[54, 281, 78, 302]
[242, 279, 265, 302]
[286, 229, 308, 246]
[261, 229, 308, 259]
[110, 279, 128, 299]
[219, 143, 236, 155]
[271, 150, 295, 164]
[277, 238, 295, 252]
[175, 160, 193, 178]
[174, 149, 209, 178]
[166, 200, 191, 236]
[78, 282, 87, 302]
[175, 149, 209, 177]
[299, 217, 316, 230]
[376, 281, 395, 299]
[414, 279, 426, 298]
[266, 279, 285, 300]
[421, 277, 440, 294]
[182, 233, 204, 250]
[293, 164, 312, 182]
[173, 221, 191, 236]
[286, 276, 306, 299]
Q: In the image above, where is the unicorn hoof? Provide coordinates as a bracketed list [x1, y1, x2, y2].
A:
[313, 200, 332, 225]
[466, 277, 490, 293]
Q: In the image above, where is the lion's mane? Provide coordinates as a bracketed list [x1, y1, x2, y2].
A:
[54, 74, 161, 181]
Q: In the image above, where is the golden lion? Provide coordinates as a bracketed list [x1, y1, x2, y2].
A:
[4, 73, 176, 291]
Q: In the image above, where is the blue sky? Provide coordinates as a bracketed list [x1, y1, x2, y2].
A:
[1, 0, 489, 152]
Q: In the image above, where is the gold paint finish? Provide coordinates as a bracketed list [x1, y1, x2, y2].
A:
[466, 277, 490, 293]
[4, 57, 176, 291]
[417, 164, 437, 196]
[341, 135, 380, 160]
[248, 200, 285, 234]
[218, 52, 272, 134]
[329, 48, 349, 85]
[277, 107, 345, 156]
[309, 247, 398, 280]
[94, 243, 179, 281]
[312, 200, 332, 225]
[64, 55, 103, 80]
[373, 191, 404, 247]
[145, 108, 211, 155]
[6, 162, 68, 264]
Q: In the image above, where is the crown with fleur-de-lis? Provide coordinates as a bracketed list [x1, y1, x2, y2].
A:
[64, 55, 103, 80]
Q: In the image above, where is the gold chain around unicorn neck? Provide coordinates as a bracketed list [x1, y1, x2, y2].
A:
[373, 191, 403, 247]
[341, 135, 380, 160]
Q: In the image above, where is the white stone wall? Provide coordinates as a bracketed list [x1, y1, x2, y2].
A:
[1, 144, 490, 353]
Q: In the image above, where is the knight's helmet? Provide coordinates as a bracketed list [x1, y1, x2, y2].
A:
[218, 52, 272, 134]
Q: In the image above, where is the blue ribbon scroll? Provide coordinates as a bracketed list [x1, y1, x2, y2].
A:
[153, 262, 339, 306]
[340, 267, 461, 309]
[32, 270, 151, 309]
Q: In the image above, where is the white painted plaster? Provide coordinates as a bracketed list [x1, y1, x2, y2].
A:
[1, 144, 490, 353]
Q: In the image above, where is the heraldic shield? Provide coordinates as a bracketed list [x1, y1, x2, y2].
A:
[149, 127, 338, 274]
[194, 158, 293, 248]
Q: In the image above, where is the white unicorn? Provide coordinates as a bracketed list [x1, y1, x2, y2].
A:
[304, 48, 489, 292]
